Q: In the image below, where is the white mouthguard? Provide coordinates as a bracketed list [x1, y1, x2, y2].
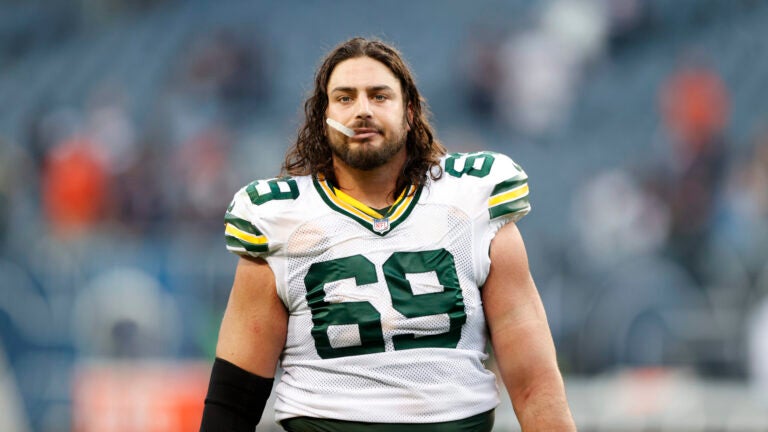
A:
[326, 118, 355, 137]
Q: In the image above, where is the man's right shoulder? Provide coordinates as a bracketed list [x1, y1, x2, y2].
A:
[224, 175, 312, 258]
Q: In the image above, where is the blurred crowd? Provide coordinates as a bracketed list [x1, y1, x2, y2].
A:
[1, 0, 768, 429]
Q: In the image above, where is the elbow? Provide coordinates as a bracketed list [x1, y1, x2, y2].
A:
[508, 367, 565, 410]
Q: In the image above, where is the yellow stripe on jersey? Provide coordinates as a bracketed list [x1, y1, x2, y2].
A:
[319, 180, 413, 222]
[387, 186, 415, 221]
[332, 187, 384, 219]
[488, 183, 529, 207]
[312, 176, 423, 236]
[225, 223, 268, 245]
[318, 180, 375, 221]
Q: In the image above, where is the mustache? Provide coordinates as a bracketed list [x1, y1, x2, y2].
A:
[349, 120, 384, 133]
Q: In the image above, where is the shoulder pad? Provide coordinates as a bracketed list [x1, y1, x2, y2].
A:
[224, 177, 301, 257]
[441, 151, 530, 222]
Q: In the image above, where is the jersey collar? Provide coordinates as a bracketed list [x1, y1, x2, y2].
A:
[312, 176, 422, 236]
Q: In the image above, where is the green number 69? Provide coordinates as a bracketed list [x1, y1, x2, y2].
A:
[304, 249, 467, 359]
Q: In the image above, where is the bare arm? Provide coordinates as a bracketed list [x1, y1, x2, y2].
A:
[482, 222, 575, 431]
[199, 256, 287, 431]
[216, 256, 288, 377]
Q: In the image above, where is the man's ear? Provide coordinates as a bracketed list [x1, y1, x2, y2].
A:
[407, 103, 414, 131]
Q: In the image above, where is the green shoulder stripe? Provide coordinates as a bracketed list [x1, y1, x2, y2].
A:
[225, 235, 268, 253]
[225, 213, 264, 236]
[224, 213, 269, 253]
[489, 198, 530, 219]
[491, 176, 527, 196]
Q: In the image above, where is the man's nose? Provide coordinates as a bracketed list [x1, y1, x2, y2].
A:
[354, 97, 373, 119]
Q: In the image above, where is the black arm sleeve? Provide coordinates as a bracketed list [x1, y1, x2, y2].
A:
[200, 357, 275, 432]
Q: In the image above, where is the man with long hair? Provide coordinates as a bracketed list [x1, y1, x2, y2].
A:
[201, 37, 575, 431]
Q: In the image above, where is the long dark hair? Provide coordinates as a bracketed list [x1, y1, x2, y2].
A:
[282, 37, 445, 195]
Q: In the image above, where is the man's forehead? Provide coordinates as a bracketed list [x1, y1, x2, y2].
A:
[327, 57, 401, 91]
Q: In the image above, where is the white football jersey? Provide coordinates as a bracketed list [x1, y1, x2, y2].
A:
[224, 151, 530, 424]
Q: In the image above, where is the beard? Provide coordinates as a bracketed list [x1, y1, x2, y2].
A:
[327, 117, 408, 171]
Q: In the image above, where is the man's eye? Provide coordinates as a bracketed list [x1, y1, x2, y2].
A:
[374, 94, 387, 101]
[339, 96, 352, 103]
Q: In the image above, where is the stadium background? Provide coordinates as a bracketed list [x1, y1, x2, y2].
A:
[1, 0, 768, 430]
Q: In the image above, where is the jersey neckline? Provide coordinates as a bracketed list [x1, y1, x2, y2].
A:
[312, 176, 422, 236]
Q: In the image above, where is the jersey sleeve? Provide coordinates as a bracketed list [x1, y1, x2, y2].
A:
[224, 176, 303, 258]
[485, 153, 530, 229]
[451, 151, 530, 287]
[224, 184, 271, 258]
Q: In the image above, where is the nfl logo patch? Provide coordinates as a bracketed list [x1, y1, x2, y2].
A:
[373, 218, 390, 233]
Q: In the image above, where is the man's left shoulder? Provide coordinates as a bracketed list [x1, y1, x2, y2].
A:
[436, 151, 527, 185]
[431, 151, 530, 221]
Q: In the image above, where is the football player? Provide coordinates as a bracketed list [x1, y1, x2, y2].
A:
[201, 37, 575, 431]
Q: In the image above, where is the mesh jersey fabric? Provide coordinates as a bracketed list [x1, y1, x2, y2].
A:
[224, 151, 530, 424]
